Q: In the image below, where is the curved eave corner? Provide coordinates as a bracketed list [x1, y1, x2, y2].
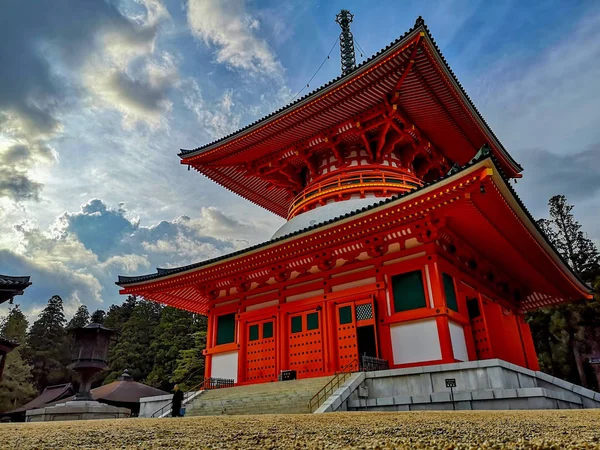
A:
[491, 162, 592, 300]
[177, 18, 522, 179]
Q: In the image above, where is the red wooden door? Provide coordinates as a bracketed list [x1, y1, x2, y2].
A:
[245, 319, 277, 383]
[288, 310, 324, 378]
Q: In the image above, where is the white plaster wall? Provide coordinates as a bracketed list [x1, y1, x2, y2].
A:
[449, 321, 469, 362]
[246, 299, 279, 312]
[211, 351, 239, 382]
[390, 319, 442, 365]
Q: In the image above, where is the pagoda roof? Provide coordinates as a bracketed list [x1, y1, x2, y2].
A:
[0, 274, 32, 304]
[116, 153, 591, 312]
[179, 17, 523, 218]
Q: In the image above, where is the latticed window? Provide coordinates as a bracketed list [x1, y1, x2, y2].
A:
[356, 303, 373, 321]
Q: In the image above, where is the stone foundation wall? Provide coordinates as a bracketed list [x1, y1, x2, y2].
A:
[316, 359, 600, 413]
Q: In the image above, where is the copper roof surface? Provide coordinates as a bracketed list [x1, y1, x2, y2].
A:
[8, 383, 75, 413]
[89, 379, 167, 404]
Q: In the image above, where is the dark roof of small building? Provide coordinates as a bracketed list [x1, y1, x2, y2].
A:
[0, 275, 32, 305]
[0, 336, 19, 352]
[7, 383, 75, 414]
[89, 376, 167, 404]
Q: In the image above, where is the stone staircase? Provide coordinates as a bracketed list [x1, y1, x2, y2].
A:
[185, 376, 332, 416]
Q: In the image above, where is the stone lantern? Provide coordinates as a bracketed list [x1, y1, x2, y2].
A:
[26, 323, 131, 422]
[68, 323, 114, 400]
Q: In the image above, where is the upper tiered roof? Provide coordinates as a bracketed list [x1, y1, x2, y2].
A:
[179, 18, 523, 218]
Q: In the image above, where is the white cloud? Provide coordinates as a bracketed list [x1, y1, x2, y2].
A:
[187, 0, 283, 77]
[471, 10, 600, 155]
[182, 79, 241, 138]
[0, 199, 276, 319]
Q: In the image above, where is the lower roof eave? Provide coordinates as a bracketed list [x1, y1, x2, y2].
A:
[117, 157, 590, 308]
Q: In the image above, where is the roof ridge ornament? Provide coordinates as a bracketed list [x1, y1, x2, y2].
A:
[335, 9, 356, 76]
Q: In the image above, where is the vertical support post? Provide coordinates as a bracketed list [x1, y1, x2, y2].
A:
[237, 315, 246, 384]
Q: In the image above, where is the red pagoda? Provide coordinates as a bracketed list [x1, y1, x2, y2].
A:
[117, 17, 592, 385]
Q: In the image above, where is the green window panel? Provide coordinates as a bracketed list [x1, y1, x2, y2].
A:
[263, 321, 274, 339]
[307, 312, 319, 330]
[339, 305, 352, 325]
[291, 315, 302, 333]
[216, 313, 236, 345]
[249, 324, 259, 341]
[442, 273, 459, 312]
[391, 270, 427, 313]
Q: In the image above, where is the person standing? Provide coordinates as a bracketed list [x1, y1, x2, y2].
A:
[171, 384, 184, 417]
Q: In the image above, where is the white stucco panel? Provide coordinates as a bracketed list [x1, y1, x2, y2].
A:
[211, 351, 239, 383]
[449, 321, 469, 362]
[390, 319, 442, 365]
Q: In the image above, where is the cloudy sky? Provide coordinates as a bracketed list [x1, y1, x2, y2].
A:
[1, 0, 599, 322]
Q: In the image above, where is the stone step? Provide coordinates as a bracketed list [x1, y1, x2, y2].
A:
[186, 376, 332, 416]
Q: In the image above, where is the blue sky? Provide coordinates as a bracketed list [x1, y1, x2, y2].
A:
[1, 0, 599, 321]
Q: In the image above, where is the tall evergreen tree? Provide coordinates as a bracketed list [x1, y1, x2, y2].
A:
[537, 195, 600, 282]
[90, 309, 106, 324]
[171, 329, 207, 391]
[24, 295, 70, 391]
[67, 305, 90, 329]
[530, 195, 600, 388]
[0, 306, 37, 412]
[103, 295, 137, 334]
[103, 299, 162, 384]
[146, 308, 206, 390]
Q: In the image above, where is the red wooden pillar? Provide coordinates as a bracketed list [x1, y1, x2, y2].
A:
[277, 308, 289, 373]
[428, 261, 454, 362]
[375, 275, 393, 365]
[517, 314, 540, 370]
[237, 314, 247, 383]
[455, 281, 477, 361]
[205, 311, 215, 379]
[322, 298, 336, 374]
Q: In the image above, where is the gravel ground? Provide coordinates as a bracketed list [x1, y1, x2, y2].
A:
[1, 410, 599, 449]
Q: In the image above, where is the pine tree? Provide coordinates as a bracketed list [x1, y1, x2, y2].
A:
[90, 310, 106, 324]
[67, 305, 90, 329]
[537, 195, 600, 282]
[24, 295, 70, 391]
[0, 306, 37, 412]
[146, 308, 206, 390]
[103, 299, 162, 384]
[170, 329, 207, 391]
[530, 195, 600, 388]
[103, 295, 137, 334]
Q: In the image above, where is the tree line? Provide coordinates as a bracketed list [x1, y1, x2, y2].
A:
[0, 194, 598, 413]
[0, 296, 206, 413]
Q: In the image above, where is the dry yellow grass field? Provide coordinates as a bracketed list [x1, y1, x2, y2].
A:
[1, 410, 599, 449]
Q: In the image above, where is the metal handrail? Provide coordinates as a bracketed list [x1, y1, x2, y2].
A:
[307, 359, 358, 413]
[150, 377, 234, 418]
